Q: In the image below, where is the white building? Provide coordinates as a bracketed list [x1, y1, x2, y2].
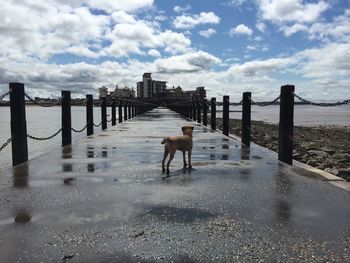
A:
[137, 73, 167, 98]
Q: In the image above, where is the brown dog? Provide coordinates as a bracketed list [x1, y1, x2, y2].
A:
[161, 126, 194, 174]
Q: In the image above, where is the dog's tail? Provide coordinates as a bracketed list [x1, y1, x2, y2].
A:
[161, 137, 171, 144]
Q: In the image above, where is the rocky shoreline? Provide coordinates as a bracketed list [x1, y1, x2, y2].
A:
[216, 118, 350, 181]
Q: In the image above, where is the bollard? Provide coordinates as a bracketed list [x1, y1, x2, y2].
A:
[132, 101, 136, 117]
[124, 100, 128, 121]
[211, 97, 216, 130]
[223, 96, 229, 136]
[188, 102, 192, 119]
[196, 100, 201, 123]
[203, 99, 208, 126]
[242, 92, 251, 146]
[112, 99, 116, 126]
[9, 83, 28, 166]
[86, 94, 94, 136]
[62, 90, 72, 146]
[278, 85, 295, 165]
[101, 97, 107, 130]
[118, 100, 123, 123]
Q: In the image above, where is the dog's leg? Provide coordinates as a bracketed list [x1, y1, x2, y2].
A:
[188, 149, 192, 168]
[166, 152, 175, 174]
[162, 147, 169, 173]
[182, 151, 187, 168]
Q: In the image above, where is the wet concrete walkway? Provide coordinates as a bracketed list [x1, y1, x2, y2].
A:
[0, 108, 349, 262]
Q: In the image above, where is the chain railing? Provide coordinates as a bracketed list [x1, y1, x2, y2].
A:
[250, 95, 280, 106]
[93, 121, 102, 127]
[0, 138, 12, 151]
[294, 94, 350, 107]
[71, 124, 88, 133]
[24, 93, 60, 107]
[27, 128, 62, 141]
[0, 91, 10, 100]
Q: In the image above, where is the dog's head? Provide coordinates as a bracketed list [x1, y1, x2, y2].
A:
[181, 125, 194, 136]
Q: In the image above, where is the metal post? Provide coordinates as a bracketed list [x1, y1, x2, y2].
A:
[9, 83, 28, 166]
[124, 100, 127, 121]
[203, 99, 208, 126]
[188, 102, 192, 119]
[62, 90, 72, 146]
[242, 92, 251, 146]
[278, 85, 295, 165]
[112, 99, 116, 126]
[196, 100, 201, 123]
[118, 100, 122, 123]
[128, 101, 132, 119]
[86, 94, 94, 136]
[223, 96, 229, 136]
[132, 101, 136, 117]
[211, 97, 216, 130]
[101, 97, 107, 130]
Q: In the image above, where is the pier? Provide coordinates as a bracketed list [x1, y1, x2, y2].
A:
[0, 107, 349, 262]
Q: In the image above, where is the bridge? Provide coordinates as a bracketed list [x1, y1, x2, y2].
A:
[0, 83, 349, 262]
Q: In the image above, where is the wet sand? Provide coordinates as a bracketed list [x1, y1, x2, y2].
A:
[216, 118, 350, 181]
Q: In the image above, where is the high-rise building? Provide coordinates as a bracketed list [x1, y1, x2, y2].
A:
[137, 73, 167, 98]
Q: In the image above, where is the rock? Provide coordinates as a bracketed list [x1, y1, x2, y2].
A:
[321, 147, 336, 154]
[337, 169, 350, 180]
[325, 168, 339, 176]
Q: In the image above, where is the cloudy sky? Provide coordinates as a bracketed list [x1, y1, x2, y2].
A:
[0, 0, 349, 101]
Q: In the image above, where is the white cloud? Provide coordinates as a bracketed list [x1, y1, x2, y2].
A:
[282, 23, 308, 36]
[258, 0, 328, 23]
[256, 21, 267, 33]
[226, 0, 248, 7]
[148, 49, 161, 57]
[154, 51, 221, 74]
[229, 24, 253, 36]
[199, 28, 217, 38]
[173, 5, 191, 13]
[173, 12, 220, 29]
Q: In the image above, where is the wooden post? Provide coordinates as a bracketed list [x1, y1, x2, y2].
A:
[101, 97, 107, 130]
[196, 100, 201, 123]
[278, 85, 295, 165]
[111, 98, 116, 126]
[132, 101, 136, 117]
[62, 90, 72, 146]
[203, 99, 208, 126]
[86, 94, 94, 136]
[211, 97, 216, 130]
[188, 102, 192, 119]
[9, 83, 28, 166]
[242, 92, 251, 146]
[128, 101, 132, 119]
[118, 100, 122, 123]
[124, 100, 127, 121]
[223, 96, 229, 136]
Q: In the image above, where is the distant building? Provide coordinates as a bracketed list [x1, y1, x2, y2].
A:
[110, 85, 135, 98]
[137, 73, 167, 98]
[99, 86, 108, 98]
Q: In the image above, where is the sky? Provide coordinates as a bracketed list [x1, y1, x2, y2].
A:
[0, 0, 349, 101]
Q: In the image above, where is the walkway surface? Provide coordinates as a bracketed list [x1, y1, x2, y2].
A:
[0, 108, 349, 262]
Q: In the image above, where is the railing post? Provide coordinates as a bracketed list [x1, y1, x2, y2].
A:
[211, 97, 216, 130]
[118, 100, 122, 123]
[196, 100, 201, 123]
[188, 102, 192, 119]
[278, 85, 295, 165]
[192, 101, 197, 121]
[132, 101, 136, 117]
[62, 90, 72, 146]
[124, 100, 128, 121]
[223, 96, 229, 136]
[101, 97, 107, 130]
[112, 98, 116, 126]
[203, 99, 208, 126]
[9, 83, 28, 166]
[86, 94, 94, 136]
[128, 101, 132, 119]
[242, 92, 251, 146]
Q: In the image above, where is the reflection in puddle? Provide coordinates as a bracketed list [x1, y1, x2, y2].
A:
[87, 146, 95, 172]
[241, 145, 250, 160]
[13, 163, 29, 188]
[62, 147, 73, 172]
[274, 165, 293, 223]
[222, 142, 229, 160]
[275, 200, 291, 222]
[14, 211, 31, 224]
[63, 177, 75, 185]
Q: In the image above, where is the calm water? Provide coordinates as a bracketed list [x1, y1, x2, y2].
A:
[0, 105, 349, 170]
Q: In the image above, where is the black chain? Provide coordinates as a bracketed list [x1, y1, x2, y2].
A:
[27, 128, 62, 141]
[71, 124, 88, 133]
[24, 93, 59, 107]
[250, 95, 280, 106]
[93, 121, 102, 127]
[231, 100, 243, 106]
[107, 118, 113, 123]
[294, 94, 350, 107]
[0, 91, 10, 100]
[0, 138, 12, 151]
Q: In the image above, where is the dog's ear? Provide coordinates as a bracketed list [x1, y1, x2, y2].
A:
[190, 126, 194, 131]
[181, 126, 186, 132]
